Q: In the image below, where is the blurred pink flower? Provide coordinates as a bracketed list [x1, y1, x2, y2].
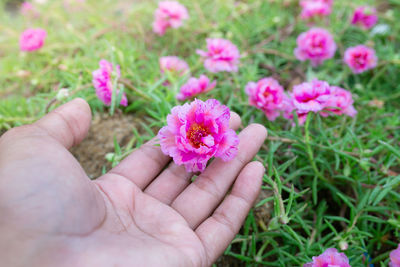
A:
[281, 95, 309, 125]
[245, 77, 285, 121]
[292, 79, 332, 113]
[20, 2, 39, 17]
[19, 28, 47, 52]
[390, 244, 400, 267]
[300, 0, 332, 20]
[344, 45, 377, 74]
[153, 1, 189, 36]
[92, 59, 128, 107]
[322, 86, 357, 117]
[351, 6, 378, 29]
[197, 38, 240, 73]
[160, 56, 190, 77]
[294, 28, 337, 66]
[158, 99, 239, 172]
[304, 248, 350, 267]
[177, 75, 216, 101]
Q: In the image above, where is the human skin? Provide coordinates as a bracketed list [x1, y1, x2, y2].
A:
[0, 98, 267, 267]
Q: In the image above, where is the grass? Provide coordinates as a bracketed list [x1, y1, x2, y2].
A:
[1, 0, 400, 266]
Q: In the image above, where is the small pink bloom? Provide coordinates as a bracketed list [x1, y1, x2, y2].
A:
[351, 6, 378, 29]
[390, 244, 400, 267]
[152, 1, 189, 36]
[344, 45, 377, 74]
[158, 99, 239, 172]
[294, 28, 337, 66]
[160, 56, 190, 77]
[177, 75, 216, 101]
[19, 28, 47, 52]
[197, 38, 240, 73]
[245, 77, 285, 121]
[300, 0, 332, 20]
[20, 2, 39, 17]
[322, 86, 357, 117]
[304, 248, 351, 267]
[292, 79, 332, 113]
[281, 94, 309, 125]
[92, 59, 128, 107]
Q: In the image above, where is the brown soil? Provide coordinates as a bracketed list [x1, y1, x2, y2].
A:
[70, 112, 141, 179]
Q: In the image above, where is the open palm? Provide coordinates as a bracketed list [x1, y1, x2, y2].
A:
[0, 99, 267, 267]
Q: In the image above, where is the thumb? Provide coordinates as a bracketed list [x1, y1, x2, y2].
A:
[35, 98, 92, 149]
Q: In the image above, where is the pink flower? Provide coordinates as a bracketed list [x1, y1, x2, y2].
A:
[304, 248, 351, 267]
[292, 79, 332, 113]
[153, 1, 189, 36]
[344, 45, 377, 74]
[19, 28, 47, 52]
[281, 95, 309, 125]
[197, 38, 240, 73]
[390, 244, 400, 267]
[158, 99, 239, 172]
[20, 2, 39, 17]
[92, 59, 128, 107]
[160, 56, 190, 77]
[351, 6, 378, 29]
[322, 86, 357, 117]
[245, 77, 285, 121]
[294, 28, 337, 66]
[300, 0, 332, 20]
[177, 75, 216, 101]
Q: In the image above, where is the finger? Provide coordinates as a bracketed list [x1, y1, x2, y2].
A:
[35, 98, 92, 149]
[144, 112, 241, 204]
[195, 161, 264, 265]
[171, 123, 267, 228]
[106, 138, 171, 189]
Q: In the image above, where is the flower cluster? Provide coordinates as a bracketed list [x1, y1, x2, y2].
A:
[304, 248, 351, 267]
[92, 59, 128, 107]
[344, 45, 377, 74]
[300, 0, 333, 20]
[351, 6, 378, 30]
[294, 1, 379, 74]
[19, 28, 47, 52]
[177, 75, 216, 101]
[294, 28, 337, 66]
[158, 99, 239, 172]
[152, 1, 189, 36]
[197, 38, 240, 73]
[245, 78, 356, 125]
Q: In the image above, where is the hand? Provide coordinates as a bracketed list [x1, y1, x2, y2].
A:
[0, 98, 267, 267]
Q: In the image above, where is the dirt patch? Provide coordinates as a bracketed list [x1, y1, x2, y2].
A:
[71, 112, 141, 179]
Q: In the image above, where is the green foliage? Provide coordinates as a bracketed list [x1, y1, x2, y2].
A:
[1, 0, 400, 265]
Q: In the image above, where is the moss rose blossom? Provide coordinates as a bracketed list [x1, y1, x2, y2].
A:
[152, 1, 189, 36]
[351, 6, 378, 30]
[300, 0, 333, 20]
[92, 59, 128, 107]
[344, 45, 377, 74]
[304, 248, 351, 267]
[245, 77, 285, 121]
[196, 38, 240, 73]
[158, 99, 239, 172]
[177, 75, 216, 101]
[390, 244, 400, 267]
[159, 56, 190, 77]
[19, 28, 47, 52]
[294, 28, 337, 66]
